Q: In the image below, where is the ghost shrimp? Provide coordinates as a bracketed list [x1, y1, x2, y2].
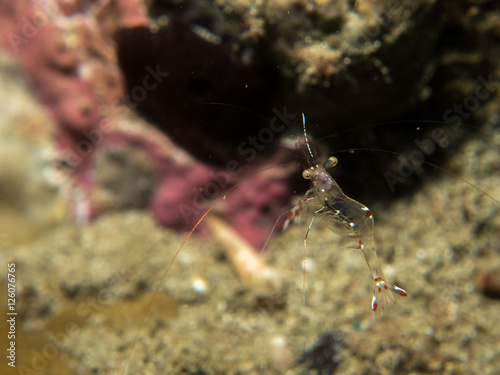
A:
[284, 114, 408, 313]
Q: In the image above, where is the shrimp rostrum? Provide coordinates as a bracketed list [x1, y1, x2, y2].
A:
[285, 114, 408, 313]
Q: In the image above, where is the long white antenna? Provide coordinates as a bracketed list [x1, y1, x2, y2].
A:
[302, 113, 314, 160]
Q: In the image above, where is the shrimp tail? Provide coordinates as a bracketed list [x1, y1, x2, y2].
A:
[371, 277, 408, 313]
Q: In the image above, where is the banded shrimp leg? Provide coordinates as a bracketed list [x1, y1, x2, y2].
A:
[284, 114, 408, 312]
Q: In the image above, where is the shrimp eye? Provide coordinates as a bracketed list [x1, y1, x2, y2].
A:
[323, 156, 338, 169]
[302, 169, 313, 179]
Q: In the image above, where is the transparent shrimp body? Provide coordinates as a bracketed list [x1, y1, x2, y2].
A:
[289, 114, 408, 313]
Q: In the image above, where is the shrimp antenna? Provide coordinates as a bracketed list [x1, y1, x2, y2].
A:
[302, 113, 314, 160]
